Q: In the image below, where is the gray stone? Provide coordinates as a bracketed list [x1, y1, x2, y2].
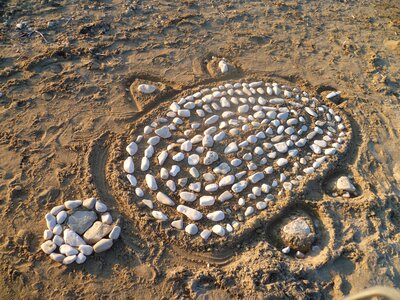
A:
[83, 221, 113, 244]
[93, 239, 113, 253]
[281, 217, 315, 252]
[67, 210, 97, 235]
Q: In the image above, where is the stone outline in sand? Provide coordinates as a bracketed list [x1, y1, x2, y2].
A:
[122, 81, 351, 242]
[41, 198, 120, 265]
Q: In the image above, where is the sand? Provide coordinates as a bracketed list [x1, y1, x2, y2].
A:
[0, 0, 399, 298]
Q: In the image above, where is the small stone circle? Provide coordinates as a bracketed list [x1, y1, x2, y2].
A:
[41, 198, 120, 265]
[122, 81, 350, 242]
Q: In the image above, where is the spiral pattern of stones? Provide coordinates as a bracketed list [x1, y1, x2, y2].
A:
[123, 81, 349, 241]
[40, 198, 120, 264]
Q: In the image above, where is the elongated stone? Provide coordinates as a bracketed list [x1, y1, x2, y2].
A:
[207, 211, 225, 221]
[156, 192, 175, 206]
[177, 205, 203, 221]
[145, 174, 158, 190]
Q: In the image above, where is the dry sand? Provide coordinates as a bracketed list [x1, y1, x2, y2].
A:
[0, 0, 399, 298]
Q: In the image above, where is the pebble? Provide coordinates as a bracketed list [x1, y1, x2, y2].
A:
[76, 253, 87, 264]
[50, 205, 65, 216]
[45, 213, 56, 230]
[244, 206, 255, 217]
[200, 229, 212, 240]
[177, 205, 203, 221]
[218, 191, 233, 202]
[204, 151, 219, 165]
[95, 201, 108, 213]
[64, 200, 82, 209]
[63, 255, 77, 265]
[63, 229, 86, 246]
[219, 175, 235, 187]
[123, 157, 135, 174]
[41, 240, 56, 254]
[78, 245, 93, 256]
[200, 196, 215, 206]
[145, 174, 158, 190]
[336, 176, 356, 192]
[156, 192, 175, 206]
[212, 225, 226, 236]
[185, 224, 198, 235]
[207, 211, 225, 221]
[138, 84, 156, 94]
[60, 244, 79, 256]
[83, 221, 112, 244]
[152, 211, 168, 220]
[50, 253, 65, 262]
[126, 142, 138, 156]
[83, 197, 96, 209]
[180, 192, 196, 202]
[232, 181, 247, 193]
[93, 239, 113, 253]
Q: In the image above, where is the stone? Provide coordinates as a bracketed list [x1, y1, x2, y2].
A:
[49, 253, 65, 262]
[274, 142, 288, 153]
[83, 221, 113, 244]
[181, 141, 192, 152]
[138, 84, 156, 94]
[282, 246, 291, 254]
[249, 172, 264, 184]
[336, 176, 356, 193]
[277, 158, 288, 167]
[232, 181, 248, 193]
[93, 239, 113, 253]
[200, 229, 212, 240]
[156, 192, 175, 206]
[152, 211, 168, 220]
[180, 192, 196, 202]
[95, 201, 108, 213]
[188, 154, 200, 165]
[177, 205, 203, 221]
[60, 244, 79, 256]
[126, 142, 138, 156]
[224, 142, 238, 154]
[185, 224, 198, 235]
[76, 253, 87, 264]
[83, 197, 96, 209]
[101, 212, 113, 224]
[207, 211, 225, 222]
[244, 206, 254, 217]
[204, 151, 219, 165]
[63, 229, 86, 246]
[218, 191, 233, 202]
[202, 134, 214, 148]
[200, 196, 215, 206]
[256, 201, 267, 210]
[171, 220, 184, 229]
[123, 157, 135, 174]
[43, 229, 53, 240]
[170, 165, 181, 177]
[45, 213, 56, 230]
[41, 240, 56, 254]
[145, 174, 158, 190]
[158, 151, 169, 165]
[219, 175, 235, 187]
[56, 210, 68, 224]
[50, 205, 65, 215]
[205, 115, 219, 125]
[155, 126, 171, 138]
[79, 245, 93, 256]
[212, 225, 225, 236]
[213, 162, 231, 175]
[64, 200, 82, 209]
[281, 217, 315, 252]
[63, 255, 77, 265]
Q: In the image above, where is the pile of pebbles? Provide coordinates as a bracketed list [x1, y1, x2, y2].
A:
[41, 198, 121, 264]
[123, 81, 350, 241]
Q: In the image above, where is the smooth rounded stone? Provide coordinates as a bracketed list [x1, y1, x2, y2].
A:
[56, 210, 68, 224]
[156, 192, 175, 206]
[141, 157, 150, 171]
[314, 140, 327, 148]
[191, 135, 203, 144]
[152, 210, 168, 220]
[231, 158, 242, 167]
[60, 244, 79, 256]
[171, 219, 184, 230]
[148, 136, 161, 146]
[213, 162, 231, 175]
[218, 191, 233, 202]
[82, 197, 96, 209]
[244, 206, 255, 217]
[123, 157, 135, 174]
[189, 167, 200, 178]
[202, 134, 214, 148]
[303, 167, 315, 174]
[242, 153, 252, 161]
[83, 221, 113, 244]
[144, 125, 153, 134]
[214, 131, 226, 142]
[224, 142, 239, 154]
[203, 173, 215, 182]
[63, 255, 77, 265]
[133, 188, 143, 199]
[247, 135, 257, 144]
[205, 115, 219, 125]
[207, 211, 225, 222]
[185, 224, 198, 235]
[41, 240, 56, 254]
[95, 201, 107, 213]
[64, 200, 82, 210]
[177, 205, 203, 221]
[138, 84, 156, 94]
[180, 192, 196, 202]
[247, 162, 257, 171]
[274, 142, 288, 153]
[336, 176, 356, 193]
[238, 198, 246, 206]
[256, 201, 267, 210]
[254, 147, 264, 155]
[219, 175, 235, 187]
[165, 180, 176, 192]
[232, 181, 248, 193]
[170, 165, 181, 177]
[281, 217, 315, 252]
[205, 183, 219, 192]
[160, 168, 169, 180]
[238, 104, 249, 113]
[212, 225, 226, 236]
[283, 182, 293, 191]
[78, 245, 93, 256]
[142, 199, 154, 209]
[178, 178, 188, 188]
[76, 253, 87, 264]
[248, 172, 264, 184]
[45, 213, 56, 230]
[204, 151, 219, 165]
[144, 146, 155, 158]
[145, 174, 158, 190]
[181, 140, 193, 152]
[126, 142, 138, 156]
[186, 155, 200, 167]
[200, 229, 212, 240]
[277, 158, 289, 167]
[177, 109, 190, 117]
[62, 229, 86, 247]
[44, 229, 53, 240]
[93, 238, 113, 253]
[200, 196, 215, 206]
[101, 212, 113, 225]
[305, 107, 318, 117]
[127, 174, 137, 186]
[50, 253, 65, 262]
[282, 246, 291, 254]
[218, 60, 228, 73]
[157, 151, 168, 166]
[50, 204, 65, 216]
[172, 152, 184, 162]
[310, 144, 322, 154]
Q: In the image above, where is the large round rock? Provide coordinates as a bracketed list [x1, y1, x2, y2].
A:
[281, 217, 315, 252]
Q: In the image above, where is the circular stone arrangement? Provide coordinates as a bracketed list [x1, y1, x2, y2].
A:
[122, 81, 350, 241]
[41, 198, 121, 264]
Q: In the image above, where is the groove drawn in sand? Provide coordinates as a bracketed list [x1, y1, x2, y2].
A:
[117, 79, 352, 250]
